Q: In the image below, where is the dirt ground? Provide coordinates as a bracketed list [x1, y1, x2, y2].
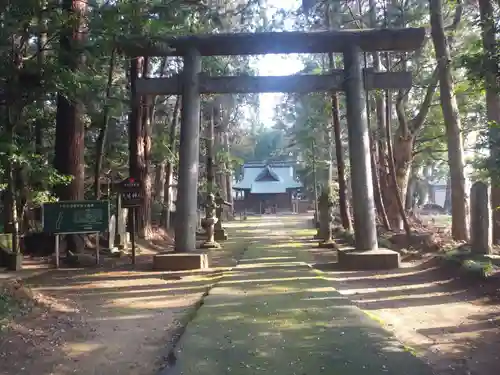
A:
[309, 242, 500, 375]
[0, 231, 248, 375]
[3, 215, 500, 375]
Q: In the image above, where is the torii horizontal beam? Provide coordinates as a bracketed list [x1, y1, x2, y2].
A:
[121, 28, 425, 57]
[136, 70, 412, 95]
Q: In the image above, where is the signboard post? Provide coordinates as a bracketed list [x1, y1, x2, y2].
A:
[42, 200, 110, 268]
[118, 177, 142, 266]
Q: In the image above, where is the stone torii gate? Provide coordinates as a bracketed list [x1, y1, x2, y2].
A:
[124, 28, 425, 270]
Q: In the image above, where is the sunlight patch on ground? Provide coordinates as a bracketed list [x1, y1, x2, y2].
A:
[86, 313, 160, 322]
[104, 295, 199, 310]
[218, 276, 322, 285]
[269, 241, 307, 248]
[319, 266, 444, 282]
[237, 229, 268, 234]
[356, 290, 466, 305]
[235, 261, 302, 269]
[306, 287, 337, 293]
[63, 342, 103, 358]
[238, 256, 297, 262]
[340, 280, 457, 296]
[293, 228, 316, 237]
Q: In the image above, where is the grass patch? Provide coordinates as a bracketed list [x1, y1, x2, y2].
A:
[0, 290, 22, 330]
[441, 246, 497, 279]
[336, 229, 355, 245]
[294, 228, 316, 237]
[378, 237, 393, 249]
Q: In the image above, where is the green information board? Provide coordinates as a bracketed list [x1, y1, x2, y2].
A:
[42, 200, 110, 234]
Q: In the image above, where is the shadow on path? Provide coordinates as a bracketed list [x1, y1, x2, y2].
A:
[168, 215, 434, 375]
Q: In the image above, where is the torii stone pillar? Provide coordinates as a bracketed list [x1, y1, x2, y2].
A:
[174, 48, 202, 252]
[343, 45, 378, 251]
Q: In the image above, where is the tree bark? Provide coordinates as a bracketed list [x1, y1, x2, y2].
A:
[325, 3, 351, 231]
[224, 131, 234, 218]
[444, 177, 452, 212]
[384, 1, 461, 230]
[35, 0, 46, 159]
[164, 95, 180, 229]
[155, 161, 166, 202]
[371, 134, 390, 230]
[128, 56, 143, 237]
[429, 0, 469, 240]
[387, 68, 439, 229]
[94, 47, 116, 199]
[328, 54, 352, 231]
[139, 60, 153, 239]
[478, 0, 500, 242]
[207, 105, 216, 194]
[368, 0, 390, 212]
[385, 90, 411, 236]
[54, 0, 87, 202]
[53, 0, 87, 254]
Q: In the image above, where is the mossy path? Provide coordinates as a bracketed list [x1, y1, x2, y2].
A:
[169, 215, 434, 375]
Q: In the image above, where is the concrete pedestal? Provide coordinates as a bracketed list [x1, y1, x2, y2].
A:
[199, 241, 220, 249]
[153, 253, 209, 271]
[338, 248, 400, 270]
[318, 239, 337, 249]
[1, 250, 22, 271]
[214, 229, 228, 241]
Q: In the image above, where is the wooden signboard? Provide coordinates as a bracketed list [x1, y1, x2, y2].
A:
[118, 177, 142, 208]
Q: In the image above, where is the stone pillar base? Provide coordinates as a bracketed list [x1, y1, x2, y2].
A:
[1, 251, 23, 271]
[199, 240, 220, 249]
[338, 248, 400, 270]
[214, 229, 228, 241]
[318, 239, 337, 249]
[153, 253, 209, 271]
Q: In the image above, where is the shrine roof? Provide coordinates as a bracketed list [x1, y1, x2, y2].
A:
[233, 163, 302, 194]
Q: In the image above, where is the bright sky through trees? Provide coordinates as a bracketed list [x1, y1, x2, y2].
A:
[256, 0, 304, 126]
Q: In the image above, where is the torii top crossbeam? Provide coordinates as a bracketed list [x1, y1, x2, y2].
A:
[122, 28, 425, 56]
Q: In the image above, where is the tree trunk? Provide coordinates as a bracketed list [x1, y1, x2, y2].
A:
[207, 105, 216, 194]
[368, 0, 391, 213]
[370, 134, 390, 230]
[54, 0, 86, 202]
[164, 96, 180, 229]
[406, 176, 416, 211]
[128, 57, 143, 237]
[324, 2, 351, 230]
[328, 55, 352, 231]
[94, 48, 116, 199]
[215, 113, 228, 201]
[444, 177, 452, 212]
[3, 107, 19, 253]
[224, 131, 234, 219]
[155, 162, 166, 202]
[384, 2, 460, 229]
[35, 0, 46, 159]
[53, 0, 87, 254]
[478, 0, 500, 242]
[429, 0, 469, 240]
[386, 134, 413, 229]
[139, 80, 153, 239]
[385, 91, 411, 236]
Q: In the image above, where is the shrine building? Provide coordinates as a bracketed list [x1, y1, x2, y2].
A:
[233, 162, 302, 213]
